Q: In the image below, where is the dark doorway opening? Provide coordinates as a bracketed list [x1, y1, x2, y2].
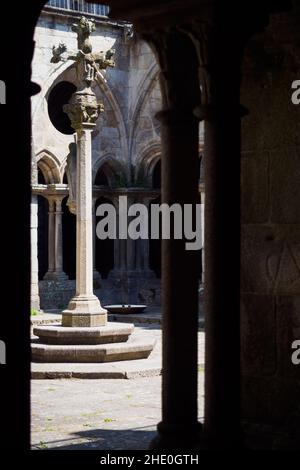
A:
[95, 167, 109, 186]
[152, 159, 161, 189]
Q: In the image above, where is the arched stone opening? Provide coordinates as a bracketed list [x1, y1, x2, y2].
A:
[94, 167, 109, 186]
[37, 151, 61, 184]
[94, 157, 127, 187]
[135, 146, 161, 187]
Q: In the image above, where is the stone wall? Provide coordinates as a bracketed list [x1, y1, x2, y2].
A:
[241, 4, 300, 435]
[39, 277, 161, 310]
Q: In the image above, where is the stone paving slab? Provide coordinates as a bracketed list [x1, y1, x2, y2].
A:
[31, 325, 205, 450]
[31, 360, 162, 380]
[31, 374, 205, 450]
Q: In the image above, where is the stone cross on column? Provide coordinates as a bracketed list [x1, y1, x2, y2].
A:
[51, 16, 115, 327]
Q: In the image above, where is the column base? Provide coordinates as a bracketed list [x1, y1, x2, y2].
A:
[62, 295, 107, 327]
[149, 421, 202, 450]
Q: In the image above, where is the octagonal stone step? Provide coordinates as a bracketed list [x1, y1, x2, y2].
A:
[33, 322, 134, 345]
[31, 338, 156, 363]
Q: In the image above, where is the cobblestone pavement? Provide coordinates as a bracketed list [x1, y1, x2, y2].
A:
[31, 326, 205, 451]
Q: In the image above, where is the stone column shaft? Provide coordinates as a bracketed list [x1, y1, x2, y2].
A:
[45, 198, 55, 277]
[77, 129, 93, 294]
[203, 30, 245, 447]
[54, 197, 67, 277]
[63, 124, 107, 327]
[158, 111, 200, 440]
[44, 196, 68, 280]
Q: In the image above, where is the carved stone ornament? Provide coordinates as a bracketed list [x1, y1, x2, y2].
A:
[51, 16, 115, 90]
[63, 89, 104, 130]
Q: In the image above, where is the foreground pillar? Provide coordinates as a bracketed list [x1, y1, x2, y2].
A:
[145, 30, 202, 449]
[189, 15, 249, 448]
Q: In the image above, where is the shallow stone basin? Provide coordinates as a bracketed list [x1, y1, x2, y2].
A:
[104, 304, 147, 315]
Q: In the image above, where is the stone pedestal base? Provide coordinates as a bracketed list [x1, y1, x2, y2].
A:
[32, 322, 155, 363]
[149, 422, 203, 450]
[32, 338, 155, 363]
[33, 323, 134, 345]
[62, 295, 107, 327]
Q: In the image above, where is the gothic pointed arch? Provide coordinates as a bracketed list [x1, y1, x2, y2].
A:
[93, 154, 127, 187]
[129, 61, 160, 161]
[36, 150, 61, 184]
[135, 142, 161, 187]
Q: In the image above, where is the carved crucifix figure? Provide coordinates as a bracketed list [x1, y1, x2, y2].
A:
[51, 16, 115, 91]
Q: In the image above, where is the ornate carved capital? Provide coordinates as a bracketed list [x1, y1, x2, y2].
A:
[63, 89, 104, 130]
